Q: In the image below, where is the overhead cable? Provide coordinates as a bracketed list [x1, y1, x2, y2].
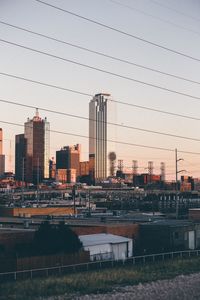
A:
[34, 0, 200, 62]
[1, 97, 200, 143]
[109, 0, 200, 36]
[1, 38, 200, 101]
[1, 119, 200, 155]
[1, 71, 200, 121]
[0, 21, 199, 85]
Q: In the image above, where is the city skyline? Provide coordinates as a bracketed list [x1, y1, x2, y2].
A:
[0, 0, 200, 179]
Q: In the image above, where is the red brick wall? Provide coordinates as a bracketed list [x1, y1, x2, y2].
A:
[0, 231, 34, 253]
[72, 224, 139, 239]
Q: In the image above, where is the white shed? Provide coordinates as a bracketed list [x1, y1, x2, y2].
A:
[79, 233, 133, 261]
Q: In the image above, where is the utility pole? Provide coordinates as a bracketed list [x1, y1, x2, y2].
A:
[88, 189, 91, 217]
[175, 149, 185, 219]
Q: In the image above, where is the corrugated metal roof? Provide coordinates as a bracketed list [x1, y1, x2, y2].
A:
[79, 233, 131, 247]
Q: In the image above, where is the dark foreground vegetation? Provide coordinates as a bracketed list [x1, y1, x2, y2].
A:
[2, 257, 200, 300]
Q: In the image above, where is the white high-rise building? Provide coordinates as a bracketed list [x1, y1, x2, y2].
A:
[89, 93, 116, 183]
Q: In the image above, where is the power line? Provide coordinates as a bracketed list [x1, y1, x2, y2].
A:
[149, 0, 200, 23]
[110, 99, 200, 121]
[1, 118, 200, 155]
[109, 0, 200, 37]
[1, 97, 200, 143]
[1, 21, 200, 86]
[0, 71, 92, 97]
[34, 0, 200, 62]
[1, 38, 200, 101]
[1, 71, 200, 122]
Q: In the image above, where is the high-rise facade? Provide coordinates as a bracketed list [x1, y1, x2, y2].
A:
[15, 134, 26, 181]
[56, 144, 81, 183]
[24, 109, 50, 184]
[0, 128, 5, 176]
[89, 93, 116, 183]
[0, 128, 2, 155]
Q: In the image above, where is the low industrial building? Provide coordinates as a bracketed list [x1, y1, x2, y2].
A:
[79, 233, 133, 261]
[139, 220, 196, 254]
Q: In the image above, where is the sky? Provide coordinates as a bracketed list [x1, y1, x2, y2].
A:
[0, 0, 200, 179]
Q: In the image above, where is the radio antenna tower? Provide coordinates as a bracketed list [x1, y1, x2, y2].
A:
[118, 159, 124, 172]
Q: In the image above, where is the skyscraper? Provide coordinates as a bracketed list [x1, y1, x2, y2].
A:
[15, 134, 26, 181]
[24, 109, 50, 184]
[0, 128, 2, 155]
[89, 93, 116, 183]
[0, 128, 5, 176]
[56, 144, 80, 183]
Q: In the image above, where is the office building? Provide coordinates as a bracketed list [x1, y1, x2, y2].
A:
[15, 134, 26, 181]
[24, 109, 50, 184]
[0, 129, 5, 176]
[56, 144, 80, 183]
[79, 161, 89, 177]
[89, 93, 116, 183]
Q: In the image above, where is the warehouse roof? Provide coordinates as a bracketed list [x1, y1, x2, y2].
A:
[79, 233, 131, 247]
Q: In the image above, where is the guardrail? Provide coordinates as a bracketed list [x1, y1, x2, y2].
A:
[0, 249, 200, 282]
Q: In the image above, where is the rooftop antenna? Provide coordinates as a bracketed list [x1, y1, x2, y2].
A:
[36, 108, 39, 117]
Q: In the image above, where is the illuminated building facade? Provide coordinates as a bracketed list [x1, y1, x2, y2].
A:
[56, 144, 80, 183]
[15, 134, 26, 181]
[89, 93, 116, 183]
[0, 128, 5, 176]
[24, 109, 50, 184]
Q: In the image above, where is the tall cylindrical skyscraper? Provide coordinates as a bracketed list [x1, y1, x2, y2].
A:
[89, 93, 116, 183]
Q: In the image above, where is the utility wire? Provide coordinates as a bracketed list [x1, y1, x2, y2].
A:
[1, 71, 200, 121]
[0, 21, 199, 86]
[1, 119, 200, 155]
[109, 0, 200, 37]
[1, 97, 200, 143]
[34, 0, 200, 62]
[0, 71, 92, 97]
[1, 38, 200, 101]
[149, 0, 200, 23]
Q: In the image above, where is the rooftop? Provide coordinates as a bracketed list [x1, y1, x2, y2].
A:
[79, 233, 131, 247]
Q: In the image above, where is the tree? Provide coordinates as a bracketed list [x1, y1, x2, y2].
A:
[33, 221, 82, 255]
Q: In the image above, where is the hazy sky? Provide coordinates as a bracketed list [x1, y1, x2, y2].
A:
[0, 0, 200, 179]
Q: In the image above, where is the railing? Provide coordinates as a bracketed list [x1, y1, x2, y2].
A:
[0, 249, 200, 282]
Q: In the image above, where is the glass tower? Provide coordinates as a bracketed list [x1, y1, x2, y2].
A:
[0, 128, 5, 176]
[89, 93, 116, 183]
[24, 109, 50, 184]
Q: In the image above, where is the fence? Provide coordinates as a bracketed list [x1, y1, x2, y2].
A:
[0, 249, 200, 282]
